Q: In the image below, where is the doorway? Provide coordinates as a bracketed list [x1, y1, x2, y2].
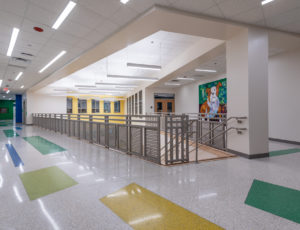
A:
[154, 93, 175, 114]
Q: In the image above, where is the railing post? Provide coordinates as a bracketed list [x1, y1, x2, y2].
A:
[185, 114, 189, 162]
[127, 115, 131, 154]
[105, 115, 109, 148]
[68, 114, 71, 137]
[165, 115, 168, 164]
[77, 114, 80, 139]
[181, 114, 185, 163]
[60, 114, 63, 134]
[89, 115, 93, 144]
[170, 114, 174, 163]
[157, 115, 161, 165]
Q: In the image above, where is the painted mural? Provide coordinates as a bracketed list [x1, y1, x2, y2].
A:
[199, 78, 227, 118]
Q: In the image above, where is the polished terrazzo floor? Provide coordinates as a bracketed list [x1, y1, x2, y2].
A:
[0, 123, 300, 230]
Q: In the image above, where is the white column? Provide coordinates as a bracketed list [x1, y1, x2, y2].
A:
[226, 28, 269, 157]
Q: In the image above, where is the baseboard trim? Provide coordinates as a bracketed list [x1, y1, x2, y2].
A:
[227, 149, 269, 159]
[269, 138, 300, 146]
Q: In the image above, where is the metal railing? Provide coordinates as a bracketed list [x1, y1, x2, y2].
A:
[32, 113, 247, 165]
[33, 113, 161, 164]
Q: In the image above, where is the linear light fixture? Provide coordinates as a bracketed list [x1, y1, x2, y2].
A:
[107, 74, 159, 81]
[0, 80, 2, 87]
[261, 0, 274, 5]
[95, 82, 138, 87]
[127, 63, 162, 70]
[74, 85, 97, 88]
[165, 82, 181, 86]
[120, 0, 130, 4]
[39, 51, 66, 73]
[195, 69, 217, 73]
[15, 72, 23, 81]
[7, 28, 20, 56]
[52, 1, 77, 29]
[77, 88, 128, 92]
[177, 77, 194, 81]
[20, 85, 24, 89]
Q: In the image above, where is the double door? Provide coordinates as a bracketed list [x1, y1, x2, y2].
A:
[154, 99, 175, 113]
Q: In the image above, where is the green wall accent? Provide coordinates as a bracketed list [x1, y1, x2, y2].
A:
[0, 100, 14, 120]
[245, 179, 300, 224]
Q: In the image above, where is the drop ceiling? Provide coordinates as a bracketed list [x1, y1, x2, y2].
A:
[0, 0, 300, 97]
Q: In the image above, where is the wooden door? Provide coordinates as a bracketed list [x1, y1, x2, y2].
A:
[154, 99, 175, 113]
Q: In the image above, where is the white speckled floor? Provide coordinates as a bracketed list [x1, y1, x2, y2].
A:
[0, 124, 300, 230]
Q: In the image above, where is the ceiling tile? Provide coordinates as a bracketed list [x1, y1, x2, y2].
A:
[25, 3, 57, 28]
[51, 31, 81, 46]
[29, 0, 70, 14]
[1, 0, 28, 17]
[263, 0, 300, 20]
[78, 0, 121, 18]
[232, 7, 264, 24]
[172, 0, 216, 14]
[204, 5, 225, 18]
[68, 4, 105, 29]
[127, 0, 170, 13]
[21, 18, 54, 39]
[0, 10, 23, 28]
[218, 0, 261, 18]
[109, 5, 139, 27]
[265, 6, 300, 28]
[58, 19, 92, 38]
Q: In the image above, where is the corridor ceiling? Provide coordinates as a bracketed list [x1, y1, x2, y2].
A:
[0, 0, 300, 96]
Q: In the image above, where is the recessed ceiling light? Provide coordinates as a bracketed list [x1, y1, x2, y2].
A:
[20, 85, 24, 89]
[107, 74, 159, 81]
[74, 85, 97, 88]
[15, 72, 23, 81]
[195, 69, 217, 73]
[52, 1, 77, 30]
[120, 0, 130, 4]
[127, 63, 162, 71]
[7, 28, 20, 56]
[39, 50, 66, 73]
[261, 0, 274, 5]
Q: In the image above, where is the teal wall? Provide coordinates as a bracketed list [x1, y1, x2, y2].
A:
[0, 100, 14, 120]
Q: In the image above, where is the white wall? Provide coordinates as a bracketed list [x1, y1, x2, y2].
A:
[269, 48, 300, 142]
[26, 92, 66, 124]
[175, 75, 225, 114]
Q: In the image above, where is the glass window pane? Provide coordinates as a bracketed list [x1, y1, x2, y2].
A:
[104, 101, 111, 113]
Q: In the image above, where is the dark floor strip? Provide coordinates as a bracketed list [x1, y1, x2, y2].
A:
[245, 179, 300, 224]
[6, 144, 24, 167]
[269, 148, 300, 157]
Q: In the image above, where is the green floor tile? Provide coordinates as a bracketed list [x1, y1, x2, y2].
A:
[3, 129, 19, 137]
[23, 136, 66, 155]
[19, 166, 78, 200]
[269, 148, 300, 157]
[245, 179, 300, 224]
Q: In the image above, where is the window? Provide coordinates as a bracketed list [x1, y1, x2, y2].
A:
[104, 101, 111, 113]
[131, 95, 134, 114]
[139, 90, 142, 115]
[92, 99, 100, 113]
[127, 98, 129, 114]
[134, 93, 138, 115]
[78, 99, 87, 113]
[114, 101, 120, 113]
[67, 98, 72, 113]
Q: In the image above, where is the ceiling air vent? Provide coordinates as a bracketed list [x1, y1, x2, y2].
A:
[21, 52, 34, 57]
[9, 57, 31, 68]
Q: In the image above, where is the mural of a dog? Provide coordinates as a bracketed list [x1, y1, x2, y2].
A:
[200, 82, 222, 117]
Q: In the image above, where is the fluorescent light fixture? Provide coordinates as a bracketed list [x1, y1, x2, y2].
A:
[20, 85, 24, 89]
[78, 88, 128, 92]
[261, 0, 274, 5]
[165, 82, 181, 86]
[107, 74, 159, 81]
[6, 90, 10, 94]
[177, 77, 194, 81]
[15, 72, 23, 81]
[120, 0, 130, 4]
[52, 1, 77, 29]
[195, 69, 217, 73]
[74, 85, 96, 88]
[95, 82, 138, 87]
[39, 50, 66, 73]
[127, 63, 162, 70]
[0, 80, 2, 87]
[7, 28, 20, 56]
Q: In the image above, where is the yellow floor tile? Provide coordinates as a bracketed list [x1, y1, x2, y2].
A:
[100, 183, 224, 230]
